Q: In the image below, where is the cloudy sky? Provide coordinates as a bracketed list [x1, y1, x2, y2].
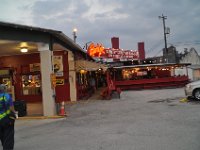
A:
[0, 0, 200, 57]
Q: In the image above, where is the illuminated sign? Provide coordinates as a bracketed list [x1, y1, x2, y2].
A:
[87, 43, 139, 60]
[87, 43, 105, 57]
[56, 79, 64, 85]
[0, 70, 10, 76]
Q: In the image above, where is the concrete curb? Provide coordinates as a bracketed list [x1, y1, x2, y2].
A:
[17, 115, 67, 120]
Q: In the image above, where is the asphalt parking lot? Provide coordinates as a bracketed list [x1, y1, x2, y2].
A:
[14, 87, 200, 150]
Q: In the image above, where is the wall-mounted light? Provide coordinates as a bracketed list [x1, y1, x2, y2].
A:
[80, 69, 87, 74]
[20, 47, 28, 53]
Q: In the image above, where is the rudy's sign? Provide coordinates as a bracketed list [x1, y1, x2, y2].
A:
[87, 42, 139, 60]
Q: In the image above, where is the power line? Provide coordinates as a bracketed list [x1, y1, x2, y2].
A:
[169, 41, 200, 46]
[147, 40, 200, 58]
[154, 49, 163, 57]
[146, 39, 164, 54]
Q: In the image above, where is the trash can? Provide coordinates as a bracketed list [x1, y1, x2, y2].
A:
[14, 100, 27, 117]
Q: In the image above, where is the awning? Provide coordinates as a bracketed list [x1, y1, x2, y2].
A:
[75, 60, 108, 71]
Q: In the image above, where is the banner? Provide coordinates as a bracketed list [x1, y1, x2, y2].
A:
[53, 56, 63, 77]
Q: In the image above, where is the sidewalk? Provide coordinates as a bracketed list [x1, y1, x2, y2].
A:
[17, 87, 105, 120]
[87, 87, 105, 101]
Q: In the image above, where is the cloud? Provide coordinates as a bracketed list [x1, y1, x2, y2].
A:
[0, 0, 36, 25]
[81, 0, 129, 22]
[0, 0, 200, 57]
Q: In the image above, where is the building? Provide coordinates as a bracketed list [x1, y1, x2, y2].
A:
[180, 48, 200, 81]
[0, 21, 105, 116]
[163, 45, 179, 63]
[187, 65, 200, 81]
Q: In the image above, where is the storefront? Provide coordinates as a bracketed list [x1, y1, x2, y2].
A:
[110, 63, 190, 90]
[0, 22, 91, 116]
[75, 60, 108, 100]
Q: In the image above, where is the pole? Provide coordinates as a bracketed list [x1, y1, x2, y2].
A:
[85, 41, 92, 50]
[159, 14, 168, 62]
[73, 32, 77, 43]
[86, 43, 88, 51]
[73, 28, 77, 43]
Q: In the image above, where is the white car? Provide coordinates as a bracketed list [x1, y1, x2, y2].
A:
[185, 80, 200, 100]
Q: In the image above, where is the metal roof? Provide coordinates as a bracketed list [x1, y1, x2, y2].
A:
[112, 63, 191, 69]
[188, 64, 200, 69]
[0, 21, 91, 59]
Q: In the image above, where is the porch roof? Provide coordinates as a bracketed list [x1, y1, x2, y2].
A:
[0, 21, 92, 59]
[75, 60, 108, 71]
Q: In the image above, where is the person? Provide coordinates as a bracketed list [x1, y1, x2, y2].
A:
[0, 84, 16, 150]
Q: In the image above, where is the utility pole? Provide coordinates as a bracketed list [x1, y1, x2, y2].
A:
[159, 14, 168, 62]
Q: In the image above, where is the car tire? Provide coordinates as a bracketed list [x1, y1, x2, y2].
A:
[193, 89, 200, 100]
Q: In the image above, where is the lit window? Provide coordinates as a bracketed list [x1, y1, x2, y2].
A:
[22, 74, 41, 95]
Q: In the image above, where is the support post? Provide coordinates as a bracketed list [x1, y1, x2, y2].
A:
[38, 43, 56, 116]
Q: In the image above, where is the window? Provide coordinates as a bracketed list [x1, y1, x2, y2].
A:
[22, 74, 41, 95]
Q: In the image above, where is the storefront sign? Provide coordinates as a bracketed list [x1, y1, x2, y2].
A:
[0, 69, 10, 76]
[56, 79, 64, 85]
[87, 42, 139, 61]
[87, 43, 105, 57]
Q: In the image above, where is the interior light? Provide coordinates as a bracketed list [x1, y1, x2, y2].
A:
[20, 48, 28, 53]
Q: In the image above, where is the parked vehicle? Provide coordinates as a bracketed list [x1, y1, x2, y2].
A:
[185, 80, 200, 100]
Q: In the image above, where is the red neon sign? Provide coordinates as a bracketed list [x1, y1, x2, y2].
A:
[87, 43, 139, 60]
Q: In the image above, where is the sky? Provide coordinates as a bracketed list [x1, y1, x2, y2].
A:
[0, 0, 200, 57]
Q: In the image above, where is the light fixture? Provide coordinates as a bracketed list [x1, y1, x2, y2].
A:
[20, 47, 28, 53]
[73, 28, 77, 33]
[73, 28, 78, 43]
